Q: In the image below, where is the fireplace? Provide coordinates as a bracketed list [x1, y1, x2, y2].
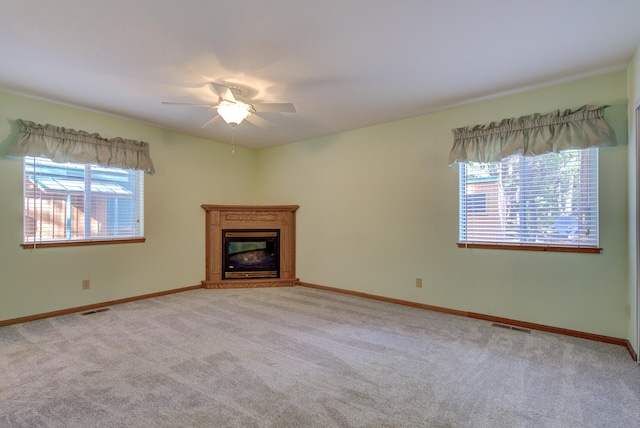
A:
[223, 229, 280, 279]
[201, 205, 298, 289]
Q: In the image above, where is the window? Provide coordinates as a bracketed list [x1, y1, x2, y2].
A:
[458, 148, 599, 252]
[466, 193, 487, 214]
[23, 156, 144, 246]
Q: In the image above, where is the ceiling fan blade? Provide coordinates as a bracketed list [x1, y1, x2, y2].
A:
[252, 102, 296, 113]
[245, 114, 275, 130]
[209, 82, 236, 103]
[201, 113, 220, 128]
[162, 101, 217, 107]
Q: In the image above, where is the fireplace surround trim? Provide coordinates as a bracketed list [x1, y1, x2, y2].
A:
[201, 204, 299, 289]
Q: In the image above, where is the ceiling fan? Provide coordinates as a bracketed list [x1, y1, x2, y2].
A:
[162, 82, 296, 128]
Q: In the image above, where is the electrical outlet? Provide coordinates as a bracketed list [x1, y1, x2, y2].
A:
[82, 279, 90, 290]
[416, 278, 423, 288]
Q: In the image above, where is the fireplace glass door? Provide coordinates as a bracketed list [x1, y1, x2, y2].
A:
[222, 229, 280, 279]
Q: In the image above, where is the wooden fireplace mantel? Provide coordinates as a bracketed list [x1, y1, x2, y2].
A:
[201, 204, 299, 289]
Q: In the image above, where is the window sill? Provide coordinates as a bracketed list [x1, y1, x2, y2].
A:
[457, 242, 601, 254]
[22, 238, 146, 249]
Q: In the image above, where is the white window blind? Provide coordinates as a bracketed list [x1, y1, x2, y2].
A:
[459, 148, 598, 248]
[23, 156, 144, 244]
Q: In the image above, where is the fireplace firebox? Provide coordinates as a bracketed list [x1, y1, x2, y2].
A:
[223, 229, 280, 279]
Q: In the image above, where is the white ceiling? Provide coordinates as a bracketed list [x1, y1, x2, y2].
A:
[1, 0, 640, 150]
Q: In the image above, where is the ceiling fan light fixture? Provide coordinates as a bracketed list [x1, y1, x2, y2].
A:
[217, 100, 251, 125]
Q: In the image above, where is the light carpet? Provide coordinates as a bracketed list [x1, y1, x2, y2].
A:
[1, 286, 639, 427]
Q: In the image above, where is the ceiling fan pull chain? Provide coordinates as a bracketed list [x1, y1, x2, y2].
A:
[231, 124, 236, 154]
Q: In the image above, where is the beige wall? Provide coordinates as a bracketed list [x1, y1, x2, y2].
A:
[0, 91, 258, 320]
[0, 70, 633, 345]
[628, 43, 640, 357]
[256, 71, 629, 339]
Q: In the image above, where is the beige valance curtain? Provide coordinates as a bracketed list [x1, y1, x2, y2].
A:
[448, 105, 617, 165]
[7, 119, 156, 174]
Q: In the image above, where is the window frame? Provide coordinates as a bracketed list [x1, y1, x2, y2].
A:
[21, 156, 146, 249]
[457, 148, 601, 254]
